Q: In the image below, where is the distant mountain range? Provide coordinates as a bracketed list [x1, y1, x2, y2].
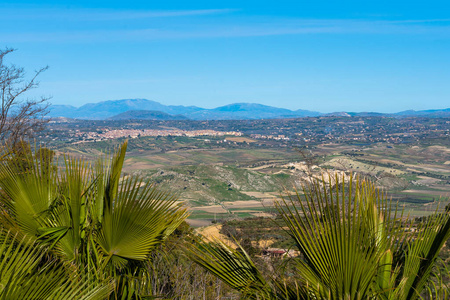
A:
[48, 99, 203, 120]
[109, 110, 188, 120]
[48, 99, 450, 120]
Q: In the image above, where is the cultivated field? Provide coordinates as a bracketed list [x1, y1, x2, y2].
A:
[46, 119, 450, 227]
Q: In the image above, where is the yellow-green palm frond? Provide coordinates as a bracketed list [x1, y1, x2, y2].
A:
[0, 144, 59, 238]
[392, 208, 450, 300]
[188, 238, 275, 300]
[0, 230, 113, 299]
[97, 176, 188, 266]
[275, 173, 405, 299]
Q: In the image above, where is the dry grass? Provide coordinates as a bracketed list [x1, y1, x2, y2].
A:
[195, 224, 237, 248]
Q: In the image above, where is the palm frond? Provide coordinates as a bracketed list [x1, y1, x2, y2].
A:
[0, 145, 58, 238]
[275, 174, 401, 298]
[187, 238, 275, 299]
[97, 177, 188, 264]
[0, 141, 189, 299]
[0, 230, 113, 299]
[393, 209, 450, 300]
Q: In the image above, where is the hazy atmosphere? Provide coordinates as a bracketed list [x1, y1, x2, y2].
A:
[1, 1, 450, 299]
[2, 0, 450, 112]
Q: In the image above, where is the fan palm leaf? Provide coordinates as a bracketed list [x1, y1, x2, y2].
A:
[0, 141, 188, 299]
[0, 146, 58, 238]
[275, 174, 405, 299]
[188, 238, 275, 299]
[0, 230, 113, 299]
[390, 209, 450, 300]
[190, 173, 450, 299]
[97, 176, 187, 266]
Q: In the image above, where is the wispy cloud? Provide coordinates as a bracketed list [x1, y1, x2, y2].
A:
[388, 19, 450, 24]
[0, 8, 236, 21]
[2, 17, 450, 43]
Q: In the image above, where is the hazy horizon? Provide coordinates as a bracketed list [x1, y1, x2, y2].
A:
[2, 0, 450, 113]
[49, 98, 449, 114]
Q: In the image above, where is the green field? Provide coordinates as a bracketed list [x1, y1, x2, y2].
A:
[52, 135, 450, 226]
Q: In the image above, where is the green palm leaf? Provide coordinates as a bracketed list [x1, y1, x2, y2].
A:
[188, 238, 275, 299]
[97, 177, 187, 264]
[0, 146, 58, 238]
[392, 210, 450, 300]
[275, 174, 403, 299]
[0, 141, 188, 299]
[0, 230, 113, 299]
[189, 173, 430, 299]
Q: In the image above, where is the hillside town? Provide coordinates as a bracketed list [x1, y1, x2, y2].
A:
[68, 128, 242, 142]
[45, 116, 450, 147]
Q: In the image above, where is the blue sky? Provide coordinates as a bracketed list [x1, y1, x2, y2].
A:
[1, 0, 450, 113]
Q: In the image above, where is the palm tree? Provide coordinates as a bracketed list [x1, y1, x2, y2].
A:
[0, 230, 113, 299]
[188, 174, 450, 299]
[0, 141, 188, 299]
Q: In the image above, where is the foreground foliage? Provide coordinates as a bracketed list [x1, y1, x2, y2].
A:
[0, 141, 188, 299]
[189, 174, 450, 299]
[1, 140, 449, 299]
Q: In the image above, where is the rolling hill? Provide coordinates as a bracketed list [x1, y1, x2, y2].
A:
[49, 99, 204, 119]
[48, 99, 450, 120]
[109, 110, 188, 120]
